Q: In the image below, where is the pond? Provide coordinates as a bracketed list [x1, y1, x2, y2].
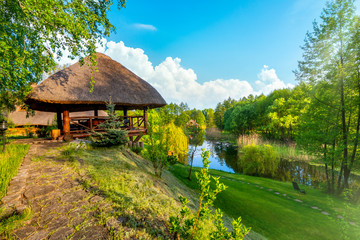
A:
[189, 140, 360, 188]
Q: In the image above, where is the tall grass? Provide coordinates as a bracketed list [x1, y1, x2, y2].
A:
[205, 128, 235, 142]
[237, 134, 313, 162]
[0, 144, 30, 200]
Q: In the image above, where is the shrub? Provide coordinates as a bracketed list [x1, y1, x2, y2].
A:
[167, 155, 178, 165]
[130, 145, 143, 155]
[24, 124, 35, 138]
[91, 99, 129, 147]
[169, 149, 250, 239]
[36, 125, 57, 138]
[239, 144, 279, 178]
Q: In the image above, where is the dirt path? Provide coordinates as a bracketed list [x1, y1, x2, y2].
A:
[1, 141, 113, 239]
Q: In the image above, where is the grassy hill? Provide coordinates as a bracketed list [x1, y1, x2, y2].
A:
[170, 164, 360, 240]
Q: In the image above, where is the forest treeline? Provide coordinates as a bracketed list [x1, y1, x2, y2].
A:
[159, 0, 360, 196]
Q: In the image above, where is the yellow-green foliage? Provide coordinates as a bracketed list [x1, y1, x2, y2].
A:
[165, 122, 188, 163]
[0, 144, 30, 199]
[239, 144, 279, 178]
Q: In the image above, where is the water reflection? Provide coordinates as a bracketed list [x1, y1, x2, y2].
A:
[189, 140, 359, 188]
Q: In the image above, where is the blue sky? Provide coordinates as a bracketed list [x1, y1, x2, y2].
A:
[107, 0, 327, 85]
[60, 0, 356, 109]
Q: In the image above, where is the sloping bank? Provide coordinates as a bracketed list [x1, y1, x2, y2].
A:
[169, 164, 360, 240]
[62, 144, 263, 239]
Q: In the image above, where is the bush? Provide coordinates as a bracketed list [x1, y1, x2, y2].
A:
[90, 99, 129, 147]
[239, 144, 279, 178]
[167, 155, 178, 165]
[24, 125, 35, 138]
[130, 145, 143, 155]
[36, 125, 57, 138]
[92, 129, 128, 147]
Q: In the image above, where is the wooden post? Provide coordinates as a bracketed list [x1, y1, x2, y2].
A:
[144, 109, 148, 133]
[123, 108, 128, 117]
[57, 109, 62, 131]
[63, 110, 70, 136]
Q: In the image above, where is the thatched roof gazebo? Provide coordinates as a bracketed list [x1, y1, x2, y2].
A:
[25, 53, 166, 141]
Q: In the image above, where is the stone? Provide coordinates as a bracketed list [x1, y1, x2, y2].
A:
[62, 190, 86, 203]
[1, 194, 21, 204]
[294, 199, 303, 203]
[275, 192, 280, 195]
[27, 229, 49, 240]
[321, 211, 330, 215]
[106, 217, 121, 231]
[49, 227, 74, 240]
[69, 208, 86, 218]
[59, 181, 76, 190]
[282, 194, 287, 197]
[71, 216, 86, 227]
[349, 221, 357, 226]
[312, 206, 319, 210]
[337, 215, 343, 219]
[24, 185, 56, 199]
[89, 196, 103, 204]
[38, 213, 57, 226]
[47, 216, 70, 231]
[268, 189, 273, 191]
[57, 204, 74, 215]
[13, 226, 36, 239]
[71, 226, 109, 240]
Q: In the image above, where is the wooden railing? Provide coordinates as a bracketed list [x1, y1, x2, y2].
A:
[69, 115, 147, 134]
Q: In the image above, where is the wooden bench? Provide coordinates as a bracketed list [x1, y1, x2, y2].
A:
[292, 181, 306, 194]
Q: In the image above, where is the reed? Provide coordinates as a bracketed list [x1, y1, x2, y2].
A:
[237, 134, 313, 162]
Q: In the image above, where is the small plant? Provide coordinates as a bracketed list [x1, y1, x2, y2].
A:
[130, 145, 143, 155]
[24, 124, 35, 138]
[167, 155, 178, 165]
[61, 145, 78, 162]
[36, 125, 57, 138]
[169, 149, 250, 239]
[91, 98, 129, 147]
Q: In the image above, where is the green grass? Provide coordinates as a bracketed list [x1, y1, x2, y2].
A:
[64, 146, 197, 239]
[0, 144, 30, 200]
[0, 207, 32, 239]
[170, 164, 360, 240]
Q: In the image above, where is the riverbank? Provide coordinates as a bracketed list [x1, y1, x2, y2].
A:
[170, 164, 360, 240]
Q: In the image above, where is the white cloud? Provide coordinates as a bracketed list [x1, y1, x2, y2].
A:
[133, 23, 157, 31]
[56, 39, 294, 109]
[255, 65, 294, 95]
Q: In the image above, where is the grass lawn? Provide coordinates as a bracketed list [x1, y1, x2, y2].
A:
[170, 164, 360, 240]
[0, 144, 30, 200]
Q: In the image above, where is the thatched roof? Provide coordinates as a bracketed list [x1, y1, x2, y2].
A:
[9, 111, 55, 126]
[26, 53, 166, 112]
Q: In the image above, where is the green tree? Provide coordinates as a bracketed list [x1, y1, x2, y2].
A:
[191, 110, 206, 127]
[202, 108, 215, 128]
[187, 125, 205, 180]
[214, 98, 236, 131]
[295, 0, 357, 193]
[91, 99, 129, 147]
[1, 0, 125, 112]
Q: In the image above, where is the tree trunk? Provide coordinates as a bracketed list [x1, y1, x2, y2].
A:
[345, 77, 360, 187]
[324, 144, 331, 193]
[337, 77, 348, 194]
[188, 146, 197, 180]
